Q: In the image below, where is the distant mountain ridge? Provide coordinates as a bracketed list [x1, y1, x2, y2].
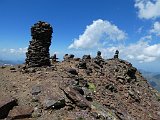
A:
[0, 60, 23, 65]
[153, 74, 160, 79]
[140, 69, 160, 91]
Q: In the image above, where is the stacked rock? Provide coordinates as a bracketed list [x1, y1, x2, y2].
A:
[114, 50, 119, 59]
[63, 54, 74, 61]
[82, 55, 91, 61]
[25, 21, 53, 67]
[50, 54, 58, 63]
[96, 51, 102, 59]
[94, 51, 104, 67]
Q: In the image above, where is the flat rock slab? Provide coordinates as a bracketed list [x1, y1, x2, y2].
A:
[62, 86, 91, 109]
[7, 106, 34, 119]
[0, 97, 17, 119]
[34, 82, 66, 110]
[31, 85, 42, 95]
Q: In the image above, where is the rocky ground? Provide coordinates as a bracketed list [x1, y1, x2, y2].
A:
[0, 56, 160, 120]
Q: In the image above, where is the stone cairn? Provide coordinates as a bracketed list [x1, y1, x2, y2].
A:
[114, 50, 119, 59]
[63, 54, 74, 61]
[96, 51, 102, 59]
[50, 54, 58, 63]
[94, 51, 104, 67]
[25, 21, 53, 67]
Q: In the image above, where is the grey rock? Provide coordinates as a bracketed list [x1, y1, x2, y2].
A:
[62, 86, 91, 109]
[31, 85, 42, 95]
[67, 68, 78, 75]
[43, 98, 65, 109]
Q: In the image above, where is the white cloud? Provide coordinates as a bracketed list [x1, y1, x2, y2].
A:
[139, 35, 152, 41]
[0, 47, 28, 60]
[137, 27, 143, 33]
[1, 47, 27, 55]
[150, 21, 160, 35]
[100, 40, 160, 63]
[10, 49, 16, 53]
[9, 47, 27, 54]
[135, 0, 160, 19]
[68, 19, 127, 49]
[127, 55, 135, 59]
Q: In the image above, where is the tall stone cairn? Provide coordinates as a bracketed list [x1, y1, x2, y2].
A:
[25, 21, 53, 67]
[114, 50, 119, 59]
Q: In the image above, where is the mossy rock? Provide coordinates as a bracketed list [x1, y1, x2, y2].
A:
[87, 82, 96, 92]
[76, 117, 85, 120]
[91, 101, 118, 120]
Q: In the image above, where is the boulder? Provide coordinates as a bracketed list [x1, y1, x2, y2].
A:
[72, 86, 84, 95]
[62, 86, 91, 109]
[0, 97, 18, 119]
[75, 77, 88, 87]
[127, 67, 137, 79]
[10, 67, 16, 70]
[67, 68, 78, 75]
[7, 106, 34, 119]
[91, 101, 118, 120]
[68, 54, 74, 59]
[77, 61, 87, 69]
[106, 84, 117, 93]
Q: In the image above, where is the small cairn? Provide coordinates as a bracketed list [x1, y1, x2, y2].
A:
[94, 51, 104, 67]
[96, 51, 102, 59]
[25, 21, 53, 67]
[63, 54, 74, 61]
[82, 55, 91, 63]
[114, 50, 119, 59]
[50, 54, 58, 64]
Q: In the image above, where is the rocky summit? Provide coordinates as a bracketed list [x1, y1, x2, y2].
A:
[0, 54, 160, 120]
[0, 22, 160, 120]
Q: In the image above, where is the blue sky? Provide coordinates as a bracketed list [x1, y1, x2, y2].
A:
[0, 0, 160, 72]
